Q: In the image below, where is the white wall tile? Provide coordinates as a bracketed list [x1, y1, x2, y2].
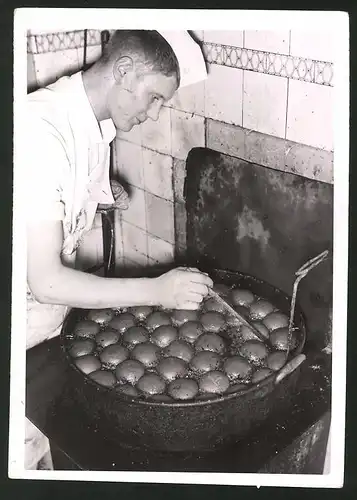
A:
[243, 71, 287, 138]
[168, 80, 205, 115]
[78, 45, 102, 69]
[33, 48, 80, 87]
[121, 186, 146, 231]
[27, 53, 37, 89]
[142, 149, 173, 201]
[286, 80, 333, 151]
[116, 140, 144, 189]
[116, 123, 142, 146]
[33, 53, 57, 87]
[122, 220, 148, 257]
[205, 64, 243, 126]
[244, 30, 290, 54]
[171, 110, 205, 161]
[204, 31, 244, 47]
[290, 31, 334, 62]
[141, 106, 171, 155]
[147, 234, 175, 264]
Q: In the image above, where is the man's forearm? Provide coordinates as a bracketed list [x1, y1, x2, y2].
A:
[31, 265, 159, 309]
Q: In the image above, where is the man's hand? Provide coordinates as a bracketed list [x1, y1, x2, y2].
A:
[153, 267, 213, 310]
[98, 180, 129, 211]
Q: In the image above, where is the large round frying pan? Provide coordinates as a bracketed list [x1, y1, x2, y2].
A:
[60, 268, 307, 452]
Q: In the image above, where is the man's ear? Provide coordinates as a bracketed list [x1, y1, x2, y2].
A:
[113, 56, 135, 90]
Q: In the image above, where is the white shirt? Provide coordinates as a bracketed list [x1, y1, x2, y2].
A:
[26, 72, 116, 349]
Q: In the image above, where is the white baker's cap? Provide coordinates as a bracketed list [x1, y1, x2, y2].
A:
[158, 30, 207, 88]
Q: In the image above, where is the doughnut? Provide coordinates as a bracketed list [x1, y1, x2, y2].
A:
[178, 321, 204, 344]
[137, 373, 166, 396]
[87, 308, 114, 326]
[145, 311, 171, 330]
[267, 351, 287, 371]
[239, 340, 269, 364]
[74, 355, 101, 375]
[233, 305, 250, 318]
[131, 342, 160, 368]
[73, 320, 101, 338]
[269, 327, 298, 351]
[249, 300, 275, 320]
[252, 321, 270, 339]
[69, 339, 95, 358]
[203, 298, 226, 313]
[115, 359, 145, 385]
[230, 289, 255, 307]
[88, 369, 116, 388]
[199, 371, 230, 394]
[168, 378, 199, 400]
[151, 325, 178, 348]
[163, 340, 194, 363]
[157, 357, 187, 382]
[200, 311, 226, 333]
[171, 309, 199, 326]
[190, 351, 222, 375]
[195, 333, 226, 355]
[115, 384, 139, 398]
[99, 344, 129, 368]
[262, 312, 289, 332]
[252, 368, 273, 384]
[240, 325, 259, 342]
[95, 328, 120, 348]
[223, 355, 253, 381]
[109, 313, 136, 333]
[128, 306, 153, 321]
[123, 326, 149, 346]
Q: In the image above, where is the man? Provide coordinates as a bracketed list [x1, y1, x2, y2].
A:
[25, 30, 212, 469]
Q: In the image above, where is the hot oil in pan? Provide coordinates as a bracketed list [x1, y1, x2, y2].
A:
[63, 282, 303, 403]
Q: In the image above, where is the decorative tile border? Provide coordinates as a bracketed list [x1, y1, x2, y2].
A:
[202, 42, 333, 86]
[27, 31, 333, 87]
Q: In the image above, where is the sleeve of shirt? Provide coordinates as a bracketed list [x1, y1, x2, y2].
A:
[25, 113, 68, 221]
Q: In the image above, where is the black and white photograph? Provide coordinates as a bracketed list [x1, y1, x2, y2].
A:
[10, 8, 349, 487]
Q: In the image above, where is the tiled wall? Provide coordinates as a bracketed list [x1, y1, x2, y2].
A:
[27, 29, 334, 272]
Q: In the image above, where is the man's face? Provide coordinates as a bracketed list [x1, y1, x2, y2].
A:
[107, 69, 178, 132]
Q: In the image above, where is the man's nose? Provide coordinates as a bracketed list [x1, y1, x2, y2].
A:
[146, 102, 162, 122]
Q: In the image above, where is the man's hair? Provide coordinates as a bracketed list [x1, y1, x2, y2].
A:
[99, 30, 180, 86]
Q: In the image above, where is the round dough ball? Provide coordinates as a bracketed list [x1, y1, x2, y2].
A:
[109, 313, 136, 333]
[267, 351, 287, 371]
[123, 326, 149, 346]
[195, 333, 226, 355]
[88, 370, 116, 388]
[99, 344, 129, 368]
[157, 357, 188, 382]
[179, 321, 204, 344]
[150, 394, 174, 403]
[151, 325, 178, 348]
[131, 342, 160, 368]
[137, 373, 166, 396]
[239, 340, 269, 363]
[252, 368, 273, 384]
[128, 306, 153, 321]
[87, 308, 114, 326]
[168, 378, 199, 400]
[233, 305, 251, 318]
[145, 311, 172, 330]
[115, 384, 139, 398]
[69, 339, 95, 358]
[230, 289, 255, 307]
[199, 371, 230, 394]
[74, 355, 101, 375]
[249, 300, 275, 320]
[212, 283, 231, 297]
[203, 298, 226, 313]
[223, 356, 253, 381]
[171, 309, 199, 326]
[240, 325, 259, 342]
[190, 351, 222, 375]
[252, 321, 270, 339]
[263, 312, 289, 332]
[270, 327, 298, 351]
[115, 359, 145, 384]
[163, 340, 194, 363]
[95, 328, 120, 348]
[73, 320, 101, 338]
[200, 312, 226, 333]
[226, 383, 248, 394]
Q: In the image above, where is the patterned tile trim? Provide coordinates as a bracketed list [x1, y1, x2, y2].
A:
[202, 42, 333, 86]
[27, 29, 113, 54]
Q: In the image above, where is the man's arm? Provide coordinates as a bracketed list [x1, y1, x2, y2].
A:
[27, 219, 213, 310]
